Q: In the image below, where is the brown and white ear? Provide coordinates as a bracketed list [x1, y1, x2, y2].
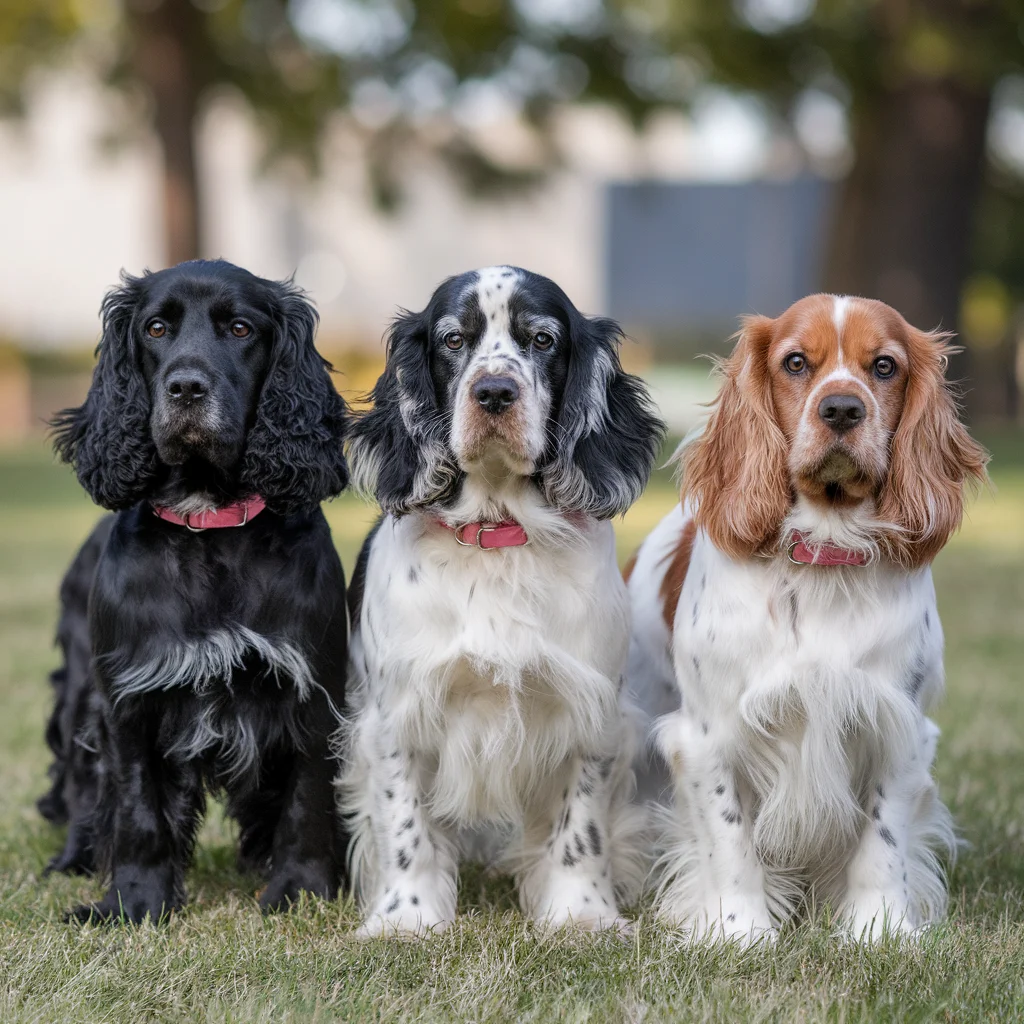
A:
[681, 315, 790, 560]
[877, 326, 989, 567]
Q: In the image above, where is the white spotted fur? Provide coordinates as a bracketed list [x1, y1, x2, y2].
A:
[339, 268, 645, 936]
[627, 499, 954, 944]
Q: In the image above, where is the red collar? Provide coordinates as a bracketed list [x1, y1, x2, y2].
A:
[436, 518, 529, 549]
[787, 532, 867, 567]
[151, 496, 266, 532]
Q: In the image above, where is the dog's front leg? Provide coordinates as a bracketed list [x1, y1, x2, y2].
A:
[658, 713, 775, 944]
[260, 719, 345, 912]
[519, 754, 628, 932]
[67, 702, 203, 925]
[839, 718, 950, 942]
[356, 715, 457, 937]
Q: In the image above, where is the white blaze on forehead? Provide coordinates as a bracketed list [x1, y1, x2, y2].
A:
[468, 266, 522, 367]
[832, 295, 852, 363]
[470, 266, 520, 341]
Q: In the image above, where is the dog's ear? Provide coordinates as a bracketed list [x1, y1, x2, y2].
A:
[51, 274, 160, 510]
[877, 325, 989, 567]
[347, 310, 460, 515]
[682, 315, 790, 559]
[541, 313, 664, 519]
[240, 283, 350, 516]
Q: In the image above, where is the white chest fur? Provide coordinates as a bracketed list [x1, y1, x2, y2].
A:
[357, 514, 630, 823]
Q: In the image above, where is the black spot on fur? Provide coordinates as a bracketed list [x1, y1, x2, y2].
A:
[575, 834, 586, 856]
[907, 660, 926, 700]
[876, 784, 884, 799]
[878, 826, 897, 848]
[400, 818, 414, 833]
[691, 655, 701, 682]
[924, 610, 930, 629]
[727, 913, 736, 922]
[722, 810, 741, 825]
[412, 836, 420, 849]
[396, 848, 411, 870]
[410, 895, 419, 906]
[385, 789, 393, 800]
[385, 895, 401, 913]
[408, 566, 418, 584]
[715, 785, 725, 796]
[562, 846, 577, 868]
[701, 721, 709, 736]
[872, 805, 881, 820]
[586, 821, 602, 856]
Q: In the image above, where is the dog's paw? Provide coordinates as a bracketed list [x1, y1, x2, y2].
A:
[840, 897, 915, 944]
[64, 893, 174, 927]
[44, 847, 95, 878]
[259, 864, 337, 913]
[525, 869, 626, 933]
[661, 901, 777, 948]
[356, 887, 454, 938]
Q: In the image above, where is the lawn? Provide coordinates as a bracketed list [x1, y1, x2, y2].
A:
[1, 434, 1022, 1023]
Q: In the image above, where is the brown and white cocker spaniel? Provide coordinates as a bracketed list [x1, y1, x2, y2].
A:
[626, 294, 987, 943]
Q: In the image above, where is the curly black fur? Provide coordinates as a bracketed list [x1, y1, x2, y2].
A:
[43, 260, 351, 925]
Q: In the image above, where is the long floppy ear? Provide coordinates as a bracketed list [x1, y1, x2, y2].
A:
[877, 326, 989, 567]
[541, 314, 664, 519]
[346, 311, 460, 515]
[239, 283, 350, 516]
[682, 315, 790, 559]
[51, 274, 159, 510]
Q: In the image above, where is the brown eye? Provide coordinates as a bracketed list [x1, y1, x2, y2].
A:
[445, 332, 464, 350]
[231, 321, 251, 338]
[147, 320, 166, 338]
[534, 331, 554, 350]
[784, 353, 806, 374]
[874, 356, 896, 378]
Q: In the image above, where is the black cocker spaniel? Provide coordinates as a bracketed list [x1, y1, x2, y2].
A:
[41, 259, 351, 923]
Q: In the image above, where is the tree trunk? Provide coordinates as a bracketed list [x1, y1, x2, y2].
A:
[127, 0, 204, 265]
[824, 78, 991, 415]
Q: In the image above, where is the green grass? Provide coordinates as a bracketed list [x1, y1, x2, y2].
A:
[1, 437, 1023, 1023]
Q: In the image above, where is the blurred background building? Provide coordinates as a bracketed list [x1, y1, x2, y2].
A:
[1, 0, 1023, 439]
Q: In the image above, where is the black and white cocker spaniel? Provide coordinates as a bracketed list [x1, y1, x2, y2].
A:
[339, 266, 664, 935]
[43, 259, 351, 923]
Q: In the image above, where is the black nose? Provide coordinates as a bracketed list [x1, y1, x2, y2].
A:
[472, 375, 520, 415]
[818, 394, 866, 433]
[165, 370, 210, 403]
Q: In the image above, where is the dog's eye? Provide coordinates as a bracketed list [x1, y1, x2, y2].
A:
[873, 356, 896, 378]
[784, 353, 806, 374]
[231, 321, 251, 338]
[444, 332, 464, 351]
[147, 320, 167, 339]
[533, 332, 554, 350]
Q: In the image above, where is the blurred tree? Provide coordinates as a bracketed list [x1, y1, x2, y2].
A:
[618, 0, 1024, 411]
[2, 0, 1022, 415]
[0, 0, 622, 264]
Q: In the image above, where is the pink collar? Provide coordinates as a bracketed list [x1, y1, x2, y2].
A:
[151, 496, 266, 532]
[436, 518, 529, 549]
[787, 532, 867, 567]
